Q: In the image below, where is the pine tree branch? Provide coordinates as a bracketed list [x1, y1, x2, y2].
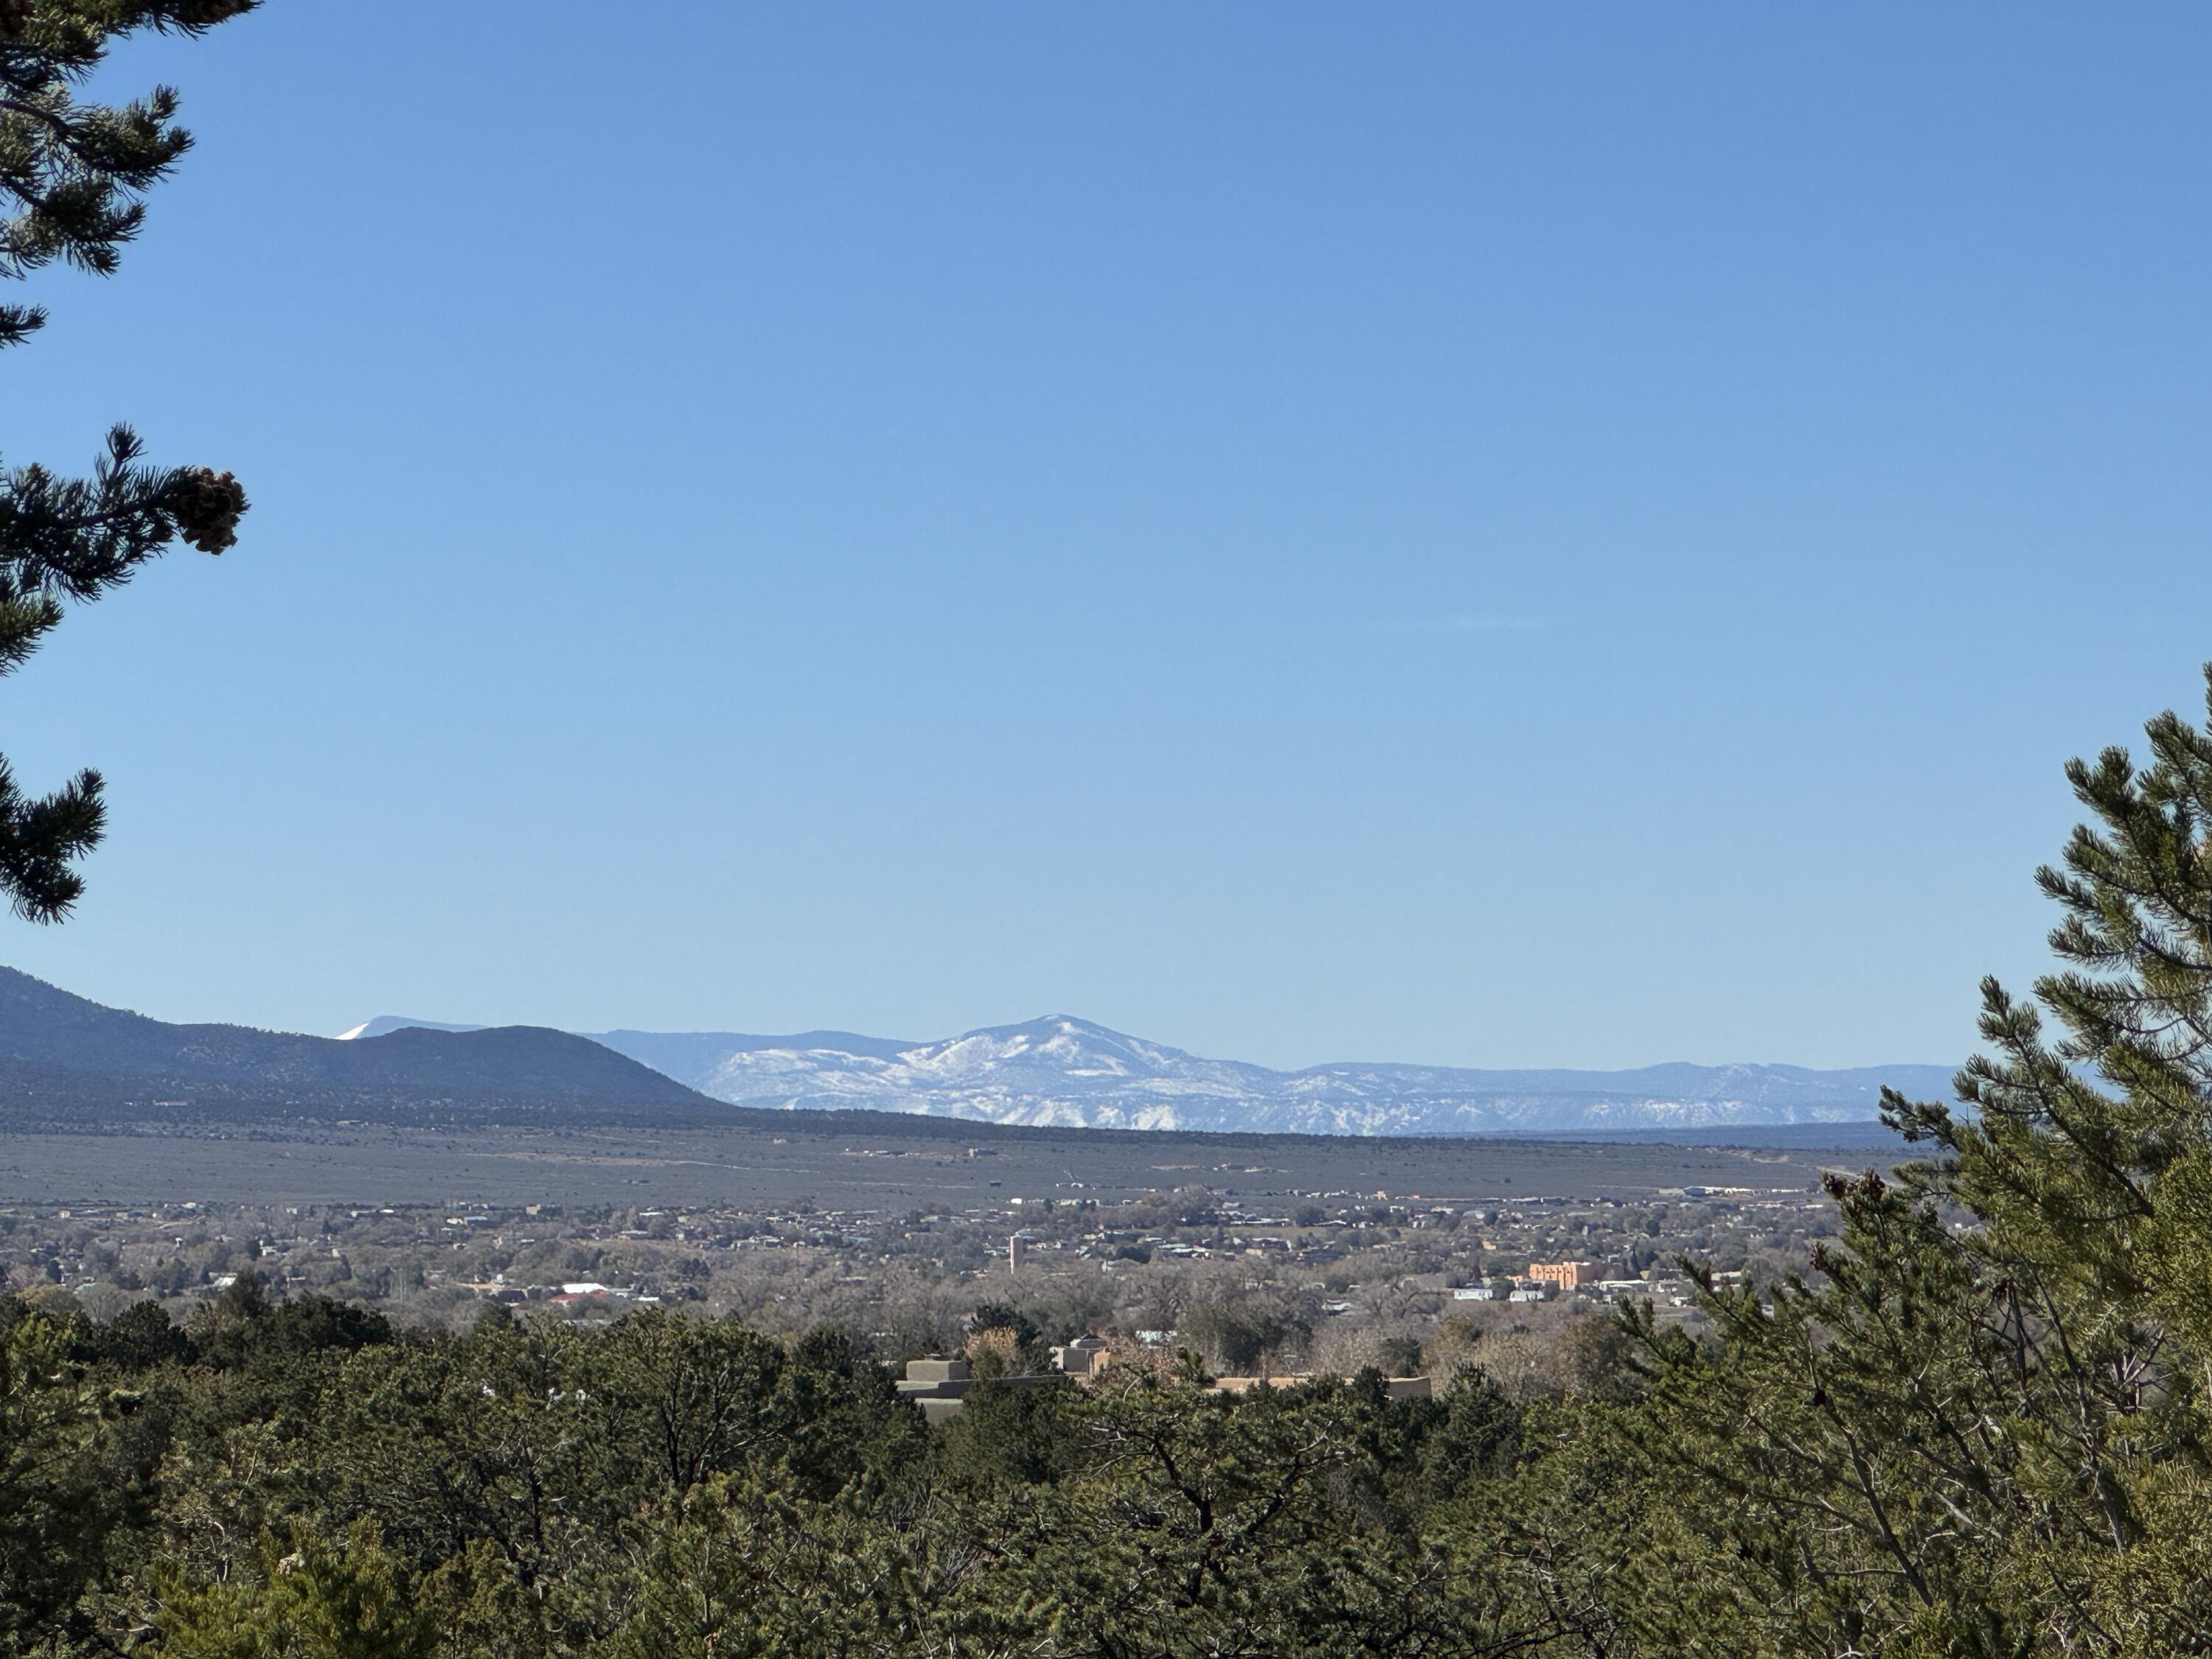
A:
[0, 7, 255, 925]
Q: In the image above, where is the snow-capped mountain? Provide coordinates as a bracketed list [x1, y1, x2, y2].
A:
[340, 1012, 1953, 1136]
[335, 1016, 485, 1041]
[675, 1018, 1276, 1130]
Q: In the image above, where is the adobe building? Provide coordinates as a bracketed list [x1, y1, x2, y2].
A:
[895, 1354, 1071, 1422]
[1528, 1259, 1600, 1289]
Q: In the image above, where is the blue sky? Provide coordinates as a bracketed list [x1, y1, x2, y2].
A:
[4, 4, 2211, 1069]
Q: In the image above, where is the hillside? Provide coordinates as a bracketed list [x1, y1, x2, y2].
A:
[0, 970, 705, 1107]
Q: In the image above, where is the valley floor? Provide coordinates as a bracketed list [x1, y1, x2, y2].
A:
[0, 1117, 1869, 1208]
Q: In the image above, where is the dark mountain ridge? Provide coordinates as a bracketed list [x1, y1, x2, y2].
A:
[0, 968, 702, 1105]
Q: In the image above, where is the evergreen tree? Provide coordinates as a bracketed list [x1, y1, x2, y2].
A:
[0, 0, 253, 921]
[154, 1520, 439, 1659]
[1601, 664, 2212, 1656]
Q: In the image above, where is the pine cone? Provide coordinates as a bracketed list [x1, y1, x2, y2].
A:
[0, 0, 32, 40]
[167, 467, 248, 554]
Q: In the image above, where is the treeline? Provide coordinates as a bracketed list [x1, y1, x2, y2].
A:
[2, 1127, 2208, 1658]
[0, 1279, 1660, 1656]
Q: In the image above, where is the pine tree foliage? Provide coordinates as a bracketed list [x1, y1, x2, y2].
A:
[0, 0, 252, 921]
[1598, 667, 2212, 1657]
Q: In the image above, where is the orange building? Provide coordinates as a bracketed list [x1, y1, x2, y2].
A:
[1528, 1260, 1599, 1288]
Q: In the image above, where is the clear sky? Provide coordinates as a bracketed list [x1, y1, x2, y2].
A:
[5, 5, 2211, 1070]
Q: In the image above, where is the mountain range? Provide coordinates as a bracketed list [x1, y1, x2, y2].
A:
[342, 1009, 1955, 1138]
[0, 967, 1955, 1136]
